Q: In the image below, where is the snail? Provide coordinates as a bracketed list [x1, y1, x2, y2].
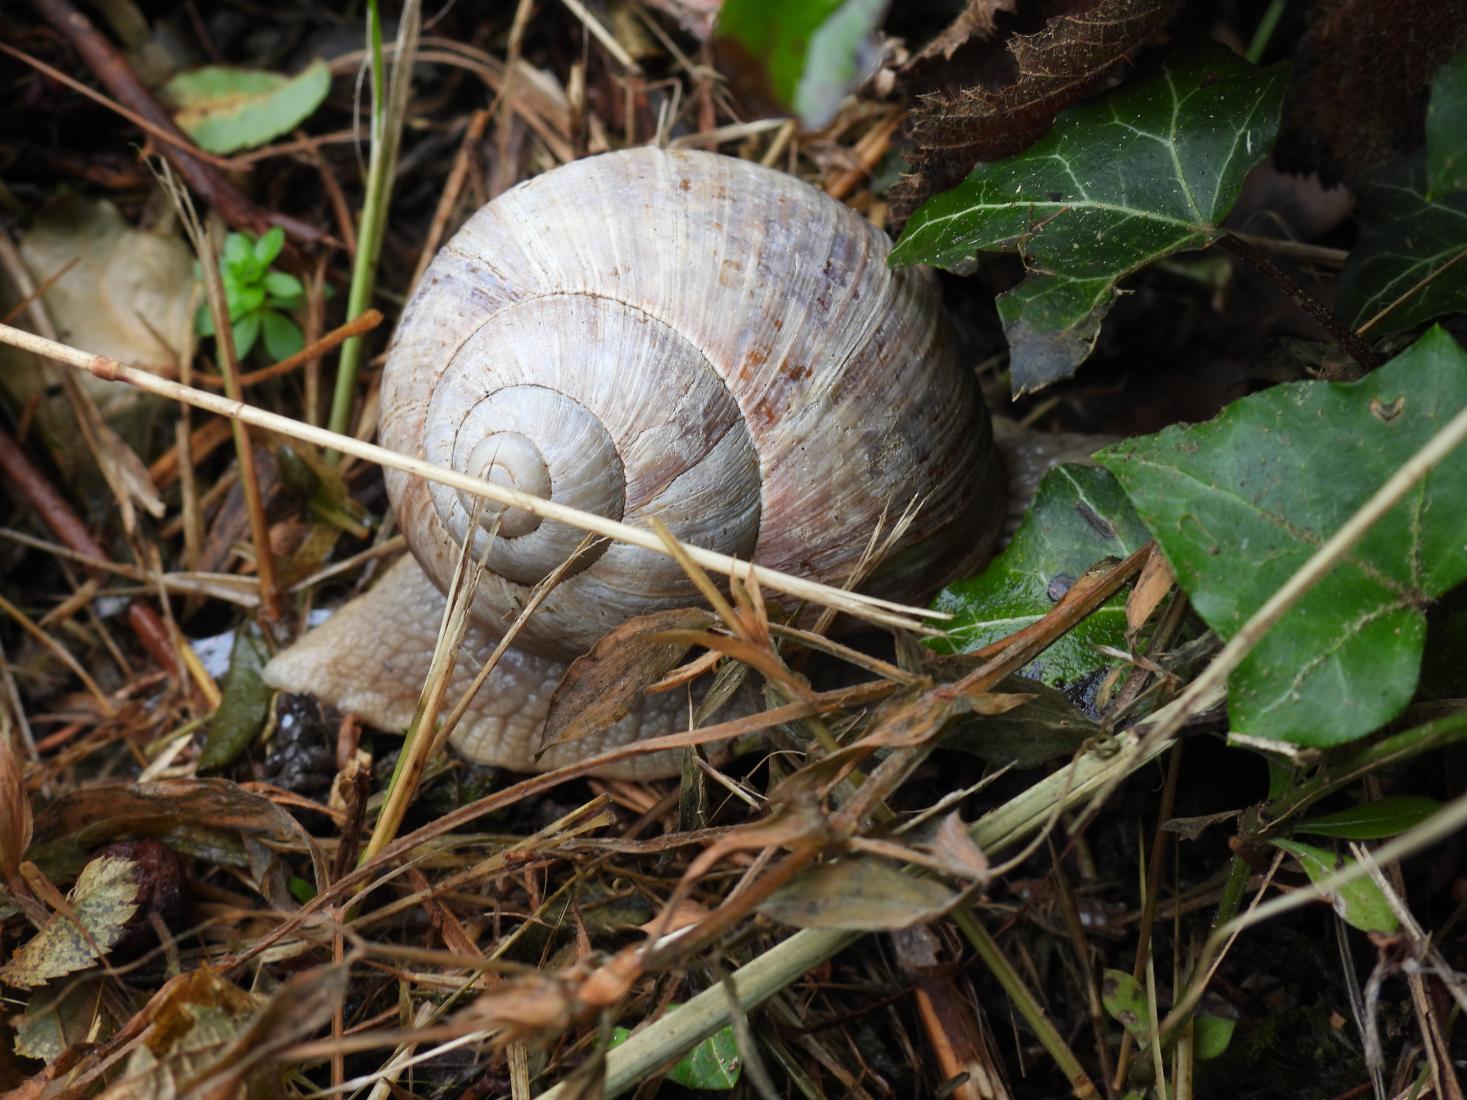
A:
[262, 146, 1010, 780]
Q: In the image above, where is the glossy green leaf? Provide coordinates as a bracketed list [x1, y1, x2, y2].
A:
[1295, 795, 1441, 840]
[165, 61, 331, 154]
[1270, 839, 1399, 934]
[1101, 969, 1151, 1046]
[891, 45, 1286, 393]
[1099, 327, 1467, 747]
[1337, 156, 1467, 336]
[715, 0, 887, 129]
[198, 628, 272, 770]
[1428, 47, 1467, 198]
[929, 464, 1150, 689]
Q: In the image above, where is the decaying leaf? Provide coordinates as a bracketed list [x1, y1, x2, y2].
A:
[0, 737, 31, 888]
[890, 0, 1178, 226]
[0, 854, 140, 989]
[10, 196, 195, 403]
[1277, 0, 1467, 184]
[26, 778, 322, 902]
[541, 608, 717, 750]
[14, 974, 108, 1063]
[760, 856, 958, 930]
[906, 0, 1017, 66]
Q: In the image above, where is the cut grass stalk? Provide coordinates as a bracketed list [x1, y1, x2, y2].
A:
[327, 0, 421, 447]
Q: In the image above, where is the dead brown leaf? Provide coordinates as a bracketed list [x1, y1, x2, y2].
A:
[1125, 544, 1175, 633]
[0, 738, 31, 889]
[1277, 0, 1467, 183]
[540, 608, 717, 750]
[890, 0, 1178, 226]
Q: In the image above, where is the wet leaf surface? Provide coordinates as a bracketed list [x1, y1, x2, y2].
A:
[1100, 328, 1467, 747]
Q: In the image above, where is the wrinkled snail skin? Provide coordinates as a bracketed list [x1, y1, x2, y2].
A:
[262, 146, 1005, 780]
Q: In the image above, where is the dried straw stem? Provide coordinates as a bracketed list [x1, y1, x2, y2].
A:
[0, 323, 949, 632]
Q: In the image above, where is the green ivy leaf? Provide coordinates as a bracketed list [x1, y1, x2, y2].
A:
[165, 61, 331, 154]
[1428, 47, 1467, 198]
[930, 464, 1150, 689]
[891, 45, 1286, 394]
[612, 1014, 742, 1090]
[1098, 327, 1467, 747]
[1270, 839, 1399, 934]
[1336, 155, 1467, 336]
[1295, 795, 1441, 840]
[714, 0, 888, 129]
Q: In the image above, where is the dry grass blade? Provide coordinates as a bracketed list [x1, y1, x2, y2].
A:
[0, 323, 949, 632]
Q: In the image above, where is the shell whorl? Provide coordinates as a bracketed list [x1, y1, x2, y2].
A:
[383, 146, 1001, 662]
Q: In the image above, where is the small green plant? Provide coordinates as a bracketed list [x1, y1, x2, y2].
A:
[196, 226, 305, 362]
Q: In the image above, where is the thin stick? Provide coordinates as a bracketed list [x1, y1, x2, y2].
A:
[0, 324, 949, 631]
[1217, 233, 1377, 373]
[196, 309, 383, 390]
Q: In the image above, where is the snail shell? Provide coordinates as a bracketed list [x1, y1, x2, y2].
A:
[264, 146, 1003, 778]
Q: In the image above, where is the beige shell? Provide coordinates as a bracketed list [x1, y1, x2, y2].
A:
[264, 146, 1003, 777]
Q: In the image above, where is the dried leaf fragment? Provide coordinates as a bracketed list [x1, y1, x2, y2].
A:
[890, 0, 1178, 225]
[0, 854, 140, 989]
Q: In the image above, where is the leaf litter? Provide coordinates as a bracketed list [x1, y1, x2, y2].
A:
[0, 4, 1465, 1099]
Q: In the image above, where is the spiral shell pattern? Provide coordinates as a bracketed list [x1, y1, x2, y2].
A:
[383, 147, 1000, 661]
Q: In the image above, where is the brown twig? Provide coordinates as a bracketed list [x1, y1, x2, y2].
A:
[24, 0, 325, 245]
[1217, 231, 1378, 375]
[194, 310, 384, 390]
[0, 427, 178, 678]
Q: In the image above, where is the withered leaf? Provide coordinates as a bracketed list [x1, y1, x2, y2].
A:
[908, 0, 1018, 66]
[1277, 0, 1467, 184]
[890, 0, 1178, 226]
[0, 737, 31, 886]
[0, 854, 140, 989]
[540, 608, 717, 751]
[760, 857, 958, 930]
[26, 778, 321, 894]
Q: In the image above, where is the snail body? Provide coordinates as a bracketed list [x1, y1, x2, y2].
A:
[264, 147, 1004, 778]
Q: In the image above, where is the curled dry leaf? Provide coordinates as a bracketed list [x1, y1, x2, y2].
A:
[26, 777, 322, 896]
[760, 856, 959, 931]
[540, 608, 717, 750]
[890, 0, 1178, 226]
